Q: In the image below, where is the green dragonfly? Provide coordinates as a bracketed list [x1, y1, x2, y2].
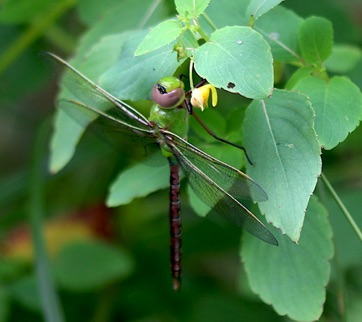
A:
[47, 53, 278, 290]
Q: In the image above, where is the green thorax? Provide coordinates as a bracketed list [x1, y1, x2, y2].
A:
[149, 104, 189, 138]
[149, 104, 189, 158]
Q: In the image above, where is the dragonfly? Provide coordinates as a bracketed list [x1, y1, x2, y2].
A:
[46, 52, 278, 290]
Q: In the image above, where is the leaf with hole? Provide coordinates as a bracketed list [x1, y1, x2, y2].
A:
[194, 26, 273, 99]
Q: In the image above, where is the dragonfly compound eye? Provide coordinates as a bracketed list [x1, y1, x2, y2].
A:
[152, 85, 185, 109]
[157, 84, 167, 94]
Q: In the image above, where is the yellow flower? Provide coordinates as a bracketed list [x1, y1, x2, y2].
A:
[190, 84, 218, 111]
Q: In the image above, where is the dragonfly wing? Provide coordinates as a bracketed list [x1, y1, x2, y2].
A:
[164, 132, 268, 202]
[58, 99, 159, 152]
[46, 52, 151, 130]
[165, 132, 278, 246]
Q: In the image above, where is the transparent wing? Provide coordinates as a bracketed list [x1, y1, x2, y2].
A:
[58, 99, 158, 150]
[46, 52, 151, 131]
[165, 131, 278, 245]
[165, 131, 267, 202]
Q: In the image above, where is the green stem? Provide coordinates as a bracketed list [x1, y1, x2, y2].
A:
[196, 26, 209, 42]
[201, 12, 217, 31]
[29, 119, 65, 322]
[137, 0, 162, 29]
[0, 0, 76, 76]
[248, 15, 255, 28]
[189, 58, 194, 90]
[321, 172, 362, 243]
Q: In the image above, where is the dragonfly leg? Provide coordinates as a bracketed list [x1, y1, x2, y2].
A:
[183, 99, 254, 165]
[169, 160, 182, 290]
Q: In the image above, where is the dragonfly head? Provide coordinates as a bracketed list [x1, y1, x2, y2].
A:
[152, 77, 185, 109]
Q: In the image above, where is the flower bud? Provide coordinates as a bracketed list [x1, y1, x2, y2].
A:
[190, 84, 218, 111]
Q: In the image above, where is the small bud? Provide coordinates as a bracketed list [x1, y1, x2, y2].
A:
[190, 84, 218, 111]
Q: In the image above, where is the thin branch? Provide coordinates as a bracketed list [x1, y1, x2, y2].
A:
[321, 172, 362, 243]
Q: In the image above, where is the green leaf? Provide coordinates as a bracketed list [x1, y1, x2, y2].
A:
[298, 16, 334, 65]
[99, 29, 183, 101]
[175, 0, 210, 18]
[285, 66, 314, 90]
[194, 26, 273, 99]
[255, 6, 303, 62]
[200, 0, 248, 35]
[241, 196, 334, 321]
[78, 32, 134, 80]
[49, 109, 84, 173]
[325, 44, 362, 73]
[243, 89, 321, 241]
[54, 240, 133, 291]
[78, 0, 121, 26]
[135, 20, 183, 56]
[246, 0, 285, 20]
[294, 76, 362, 149]
[75, 0, 170, 57]
[107, 159, 169, 207]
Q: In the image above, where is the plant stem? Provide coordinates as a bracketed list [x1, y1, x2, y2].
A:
[137, 0, 162, 29]
[321, 172, 362, 243]
[196, 26, 209, 42]
[201, 12, 217, 31]
[189, 58, 194, 90]
[29, 119, 65, 322]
